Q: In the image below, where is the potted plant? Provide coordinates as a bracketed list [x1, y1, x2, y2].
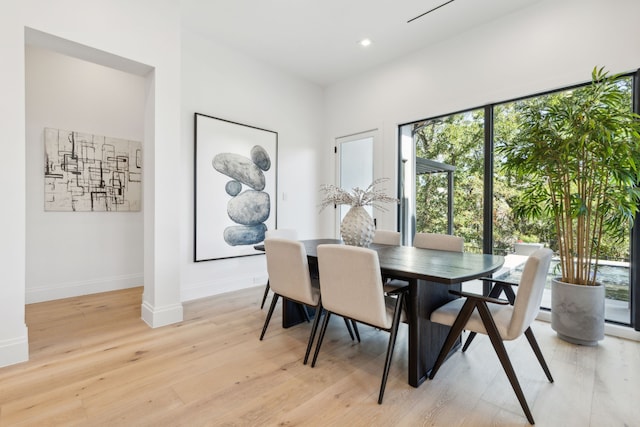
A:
[320, 178, 398, 247]
[498, 67, 640, 345]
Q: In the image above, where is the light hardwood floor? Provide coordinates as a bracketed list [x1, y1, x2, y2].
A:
[1, 286, 638, 426]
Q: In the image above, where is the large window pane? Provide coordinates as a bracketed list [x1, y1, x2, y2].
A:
[493, 78, 633, 324]
[404, 109, 485, 253]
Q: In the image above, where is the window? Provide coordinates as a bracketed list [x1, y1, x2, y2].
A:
[400, 109, 485, 252]
[399, 72, 639, 328]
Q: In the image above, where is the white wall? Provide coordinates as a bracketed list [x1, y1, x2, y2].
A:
[0, 0, 182, 367]
[179, 30, 325, 301]
[25, 45, 145, 303]
[6, 0, 638, 368]
[323, 0, 640, 235]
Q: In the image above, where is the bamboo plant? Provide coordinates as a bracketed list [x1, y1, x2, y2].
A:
[498, 67, 640, 285]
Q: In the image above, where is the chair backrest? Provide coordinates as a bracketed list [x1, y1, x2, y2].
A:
[372, 230, 401, 246]
[514, 242, 544, 256]
[506, 247, 553, 339]
[317, 244, 391, 329]
[264, 238, 317, 306]
[265, 228, 298, 240]
[413, 232, 464, 252]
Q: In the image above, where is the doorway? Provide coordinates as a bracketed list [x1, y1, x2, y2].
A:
[335, 130, 376, 234]
[25, 40, 147, 305]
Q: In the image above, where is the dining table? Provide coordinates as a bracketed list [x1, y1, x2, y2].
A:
[279, 238, 505, 388]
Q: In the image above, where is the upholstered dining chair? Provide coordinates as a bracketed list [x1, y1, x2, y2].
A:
[372, 229, 401, 246]
[428, 247, 554, 425]
[260, 228, 298, 309]
[372, 229, 404, 291]
[413, 232, 464, 252]
[260, 238, 358, 364]
[312, 244, 408, 404]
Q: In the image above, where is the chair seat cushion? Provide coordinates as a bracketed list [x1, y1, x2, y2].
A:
[430, 297, 515, 340]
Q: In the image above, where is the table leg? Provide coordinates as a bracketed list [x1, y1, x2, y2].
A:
[282, 299, 314, 328]
[407, 278, 461, 387]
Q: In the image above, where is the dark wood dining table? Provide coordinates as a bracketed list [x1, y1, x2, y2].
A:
[286, 239, 505, 388]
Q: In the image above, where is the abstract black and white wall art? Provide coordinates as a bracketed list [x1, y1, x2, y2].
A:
[44, 128, 142, 212]
[194, 113, 278, 261]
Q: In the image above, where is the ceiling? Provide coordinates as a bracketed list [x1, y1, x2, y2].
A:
[181, 0, 541, 86]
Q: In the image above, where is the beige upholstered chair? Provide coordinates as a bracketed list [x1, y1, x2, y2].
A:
[260, 238, 319, 364]
[372, 229, 405, 292]
[413, 232, 464, 252]
[261, 228, 298, 309]
[260, 238, 359, 364]
[312, 244, 408, 404]
[428, 247, 554, 425]
[372, 229, 401, 246]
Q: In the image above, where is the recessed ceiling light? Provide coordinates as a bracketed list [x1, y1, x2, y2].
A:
[358, 38, 372, 47]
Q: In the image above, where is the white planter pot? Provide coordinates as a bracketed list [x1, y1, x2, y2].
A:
[551, 278, 605, 346]
[340, 206, 375, 247]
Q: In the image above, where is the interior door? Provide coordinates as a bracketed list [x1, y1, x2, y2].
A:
[335, 131, 375, 235]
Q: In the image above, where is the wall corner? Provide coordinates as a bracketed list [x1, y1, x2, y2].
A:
[0, 325, 29, 368]
[141, 301, 183, 328]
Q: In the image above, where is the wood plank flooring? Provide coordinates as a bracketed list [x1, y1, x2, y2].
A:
[1, 286, 638, 426]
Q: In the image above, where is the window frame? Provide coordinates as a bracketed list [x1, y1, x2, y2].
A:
[398, 70, 640, 331]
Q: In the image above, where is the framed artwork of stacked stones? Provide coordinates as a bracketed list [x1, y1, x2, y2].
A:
[194, 113, 278, 261]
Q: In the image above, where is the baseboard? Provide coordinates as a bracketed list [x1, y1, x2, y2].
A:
[181, 273, 268, 302]
[26, 273, 144, 303]
[0, 325, 29, 368]
[141, 300, 184, 328]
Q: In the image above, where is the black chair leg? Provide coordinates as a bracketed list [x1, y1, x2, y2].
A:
[476, 302, 535, 425]
[304, 304, 324, 365]
[260, 281, 270, 309]
[311, 311, 332, 367]
[524, 327, 554, 383]
[260, 293, 280, 340]
[343, 317, 355, 340]
[378, 292, 405, 404]
[462, 331, 477, 352]
[351, 320, 361, 342]
[429, 299, 476, 380]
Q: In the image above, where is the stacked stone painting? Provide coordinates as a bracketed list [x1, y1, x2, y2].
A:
[194, 113, 277, 261]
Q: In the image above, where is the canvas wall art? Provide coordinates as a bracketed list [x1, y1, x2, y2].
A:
[194, 113, 278, 261]
[44, 128, 142, 212]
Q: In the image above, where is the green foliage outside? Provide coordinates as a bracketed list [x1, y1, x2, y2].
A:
[414, 110, 485, 253]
